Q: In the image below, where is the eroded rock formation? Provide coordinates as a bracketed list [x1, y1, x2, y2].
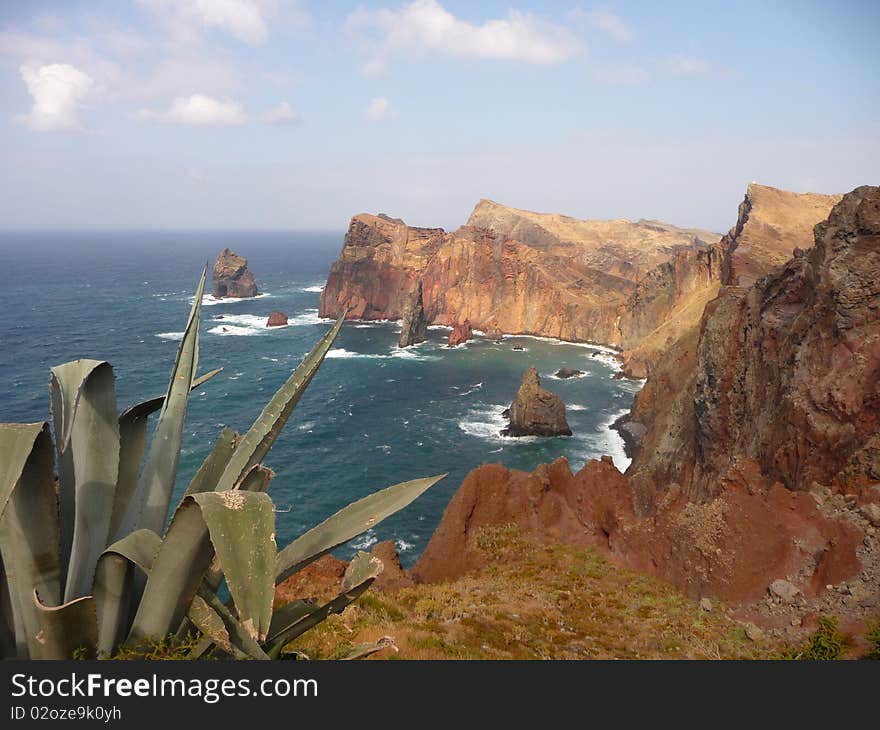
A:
[266, 311, 288, 327]
[212, 248, 258, 298]
[411, 457, 865, 603]
[320, 202, 720, 356]
[448, 319, 473, 347]
[502, 367, 571, 437]
[626, 185, 865, 513]
[398, 280, 428, 347]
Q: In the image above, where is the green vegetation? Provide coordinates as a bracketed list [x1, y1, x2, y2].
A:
[0, 268, 443, 660]
[290, 525, 774, 660]
[864, 623, 880, 660]
[777, 616, 845, 660]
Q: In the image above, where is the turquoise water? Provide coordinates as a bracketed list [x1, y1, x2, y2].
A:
[0, 232, 641, 566]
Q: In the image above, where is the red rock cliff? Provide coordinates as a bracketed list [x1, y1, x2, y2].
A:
[320, 202, 720, 351]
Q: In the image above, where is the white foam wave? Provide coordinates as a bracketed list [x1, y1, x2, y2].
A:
[396, 539, 414, 552]
[156, 332, 183, 341]
[301, 284, 324, 293]
[199, 292, 272, 306]
[590, 352, 623, 373]
[545, 370, 591, 380]
[352, 529, 377, 550]
[567, 404, 588, 411]
[207, 325, 259, 336]
[457, 404, 538, 444]
[215, 313, 269, 328]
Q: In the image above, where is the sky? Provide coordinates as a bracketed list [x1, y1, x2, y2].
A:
[0, 0, 878, 233]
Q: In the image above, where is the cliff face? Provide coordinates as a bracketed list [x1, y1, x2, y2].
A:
[398, 280, 428, 347]
[720, 183, 842, 287]
[691, 186, 880, 498]
[212, 248, 258, 298]
[320, 202, 721, 350]
[627, 184, 848, 510]
[412, 457, 864, 602]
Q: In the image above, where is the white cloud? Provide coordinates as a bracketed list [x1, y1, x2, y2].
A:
[134, 94, 246, 125]
[662, 54, 711, 76]
[262, 101, 301, 125]
[578, 9, 633, 42]
[138, 0, 276, 45]
[134, 95, 303, 126]
[593, 65, 649, 85]
[366, 97, 391, 121]
[347, 0, 582, 76]
[18, 63, 94, 131]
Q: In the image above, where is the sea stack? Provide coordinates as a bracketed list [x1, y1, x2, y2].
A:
[212, 248, 258, 299]
[448, 319, 473, 347]
[398, 280, 428, 348]
[266, 311, 288, 327]
[502, 367, 572, 437]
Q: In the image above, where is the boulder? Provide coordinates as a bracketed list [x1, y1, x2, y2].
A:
[371, 541, 415, 593]
[502, 367, 571, 437]
[212, 248, 258, 298]
[266, 311, 288, 327]
[448, 319, 473, 347]
[555, 367, 583, 379]
[398, 280, 428, 347]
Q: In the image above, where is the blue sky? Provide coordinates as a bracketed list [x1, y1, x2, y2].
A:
[0, 0, 877, 232]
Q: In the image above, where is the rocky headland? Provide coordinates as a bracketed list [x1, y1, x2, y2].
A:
[319, 200, 721, 375]
[212, 248, 258, 298]
[296, 184, 879, 652]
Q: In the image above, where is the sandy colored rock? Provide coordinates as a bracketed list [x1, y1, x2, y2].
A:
[320, 202, 720, 353]
[503, 367, 571, 437]
[212, 248, 258, 298]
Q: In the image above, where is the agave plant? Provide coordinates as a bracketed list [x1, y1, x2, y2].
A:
[0, 267, 444, 659]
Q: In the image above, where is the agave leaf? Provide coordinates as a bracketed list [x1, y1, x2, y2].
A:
[340, 635, 396, 660]
[186, 592, 237, 657]
[237, 464, 275, 493]
[213, 312, 345, 494]
[275, 474, 445, 585]
[117, 267, 206, 538]
[0, 423, 60, 658]
[266, 552, 382, 658]
[265, 599, 319, 644]
[32, 591, 97, 660]
[0, 554, 16, 659]
[48, 361, 121, 601]
[111, 368, 223, 538]
[127, 498, 214, 644]
[192, 491, 275, 643]
[193, 586, 269, 660]
[184, 427, 239, 497]
[93, 529, 161, 657]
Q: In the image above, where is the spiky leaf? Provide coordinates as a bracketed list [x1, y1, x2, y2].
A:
[32, 592, 97, 660]
[267, 552, 382, 658]
[49, 360, 120, 601]
[111, 368, 222, 537]
[93, 529, 161, 656]
[117, 267, 206, 537]
[184, 427, 238, 497]
[275, 474, 445, 585]
[192, 491, 275, 643]
[0, 423, 60, 658]
[213, 312, 345, 493]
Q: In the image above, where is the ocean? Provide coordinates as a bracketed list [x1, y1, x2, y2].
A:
[0, 231, 641, 566]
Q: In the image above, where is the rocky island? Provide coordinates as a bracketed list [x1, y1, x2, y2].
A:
[212, 247, 258, 299]
[502, 367, 571, 437]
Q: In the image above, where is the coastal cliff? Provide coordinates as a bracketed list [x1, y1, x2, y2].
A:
[413, 186, 879, 608]
[320, 201, 720, 355]
[626, 184, 847, 511]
